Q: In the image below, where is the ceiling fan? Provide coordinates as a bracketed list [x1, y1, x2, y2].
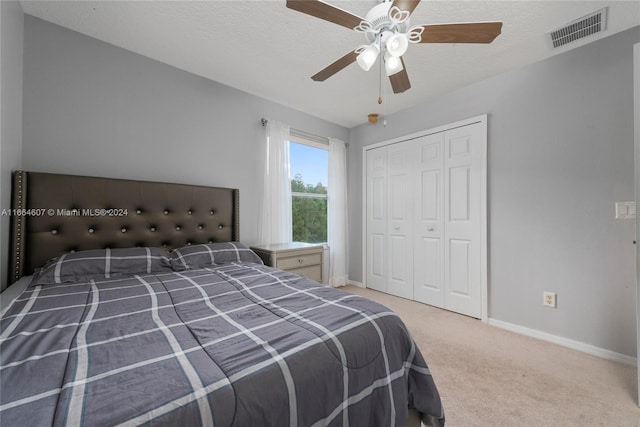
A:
[286, 0, 503, 95]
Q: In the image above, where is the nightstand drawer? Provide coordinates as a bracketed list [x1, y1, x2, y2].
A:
[288, 265, 322, 282]
[277, 253, 322, 270]
[250, 242, 324, 283]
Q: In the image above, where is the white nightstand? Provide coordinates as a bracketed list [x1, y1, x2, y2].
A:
[250, 242, 324, 283]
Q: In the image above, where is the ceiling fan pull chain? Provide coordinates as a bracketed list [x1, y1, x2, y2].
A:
[378, 38, 383, 104]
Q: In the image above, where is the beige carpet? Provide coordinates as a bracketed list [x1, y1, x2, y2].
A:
[342, 285, 640, 427]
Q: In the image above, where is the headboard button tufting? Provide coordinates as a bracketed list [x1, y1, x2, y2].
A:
[8, 171, 239, 280]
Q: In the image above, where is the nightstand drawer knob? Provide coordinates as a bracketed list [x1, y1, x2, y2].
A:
[298, 259, 304, 264]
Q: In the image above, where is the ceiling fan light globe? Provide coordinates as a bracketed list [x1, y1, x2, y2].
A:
[386, 33, 409, 57]
[356, 43, 380, 71]
[384, 53, 404, 76]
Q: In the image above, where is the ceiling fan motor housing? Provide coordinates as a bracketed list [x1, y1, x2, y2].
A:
[363, 2, 410, 44]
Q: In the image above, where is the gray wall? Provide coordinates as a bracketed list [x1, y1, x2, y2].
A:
[348, 26, 640, 357]
[0, 1, 24, 291]
[21, 16, 348, 261]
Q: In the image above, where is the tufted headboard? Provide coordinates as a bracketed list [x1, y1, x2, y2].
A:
[8, 171, 239, 284]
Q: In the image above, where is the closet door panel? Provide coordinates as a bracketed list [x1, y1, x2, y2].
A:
[366, 147, 387, 292]
[449, 239, 471, 296]
[421, 171, 440, 221]
[414, 134, 445, 306]
[386, 143, 413, 299]
[390, 235, 409, 281]
[370, 233, 385, 281]
[417, 237, 441, 288]
[449, 166, 470, 222]
[371, 176, 385, 220]
[444, 124, 482, 317]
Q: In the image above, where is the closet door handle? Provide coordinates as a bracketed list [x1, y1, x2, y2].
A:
[427, 227, 434, 231]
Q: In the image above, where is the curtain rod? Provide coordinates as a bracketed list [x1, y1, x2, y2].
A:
[261, 118, 330, 146]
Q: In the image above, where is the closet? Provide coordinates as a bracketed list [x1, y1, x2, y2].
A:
[364, 116, 487, 319]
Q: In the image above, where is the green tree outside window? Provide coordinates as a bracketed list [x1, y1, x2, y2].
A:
[291, 173, 327, 243]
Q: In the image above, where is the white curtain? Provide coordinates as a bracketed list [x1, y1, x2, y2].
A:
[258, 120, 292, 245]
[328, 138, 348, 287]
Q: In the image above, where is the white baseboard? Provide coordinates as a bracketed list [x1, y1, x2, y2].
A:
[340, 282, 634, 366]
[488, 318, 637, 367]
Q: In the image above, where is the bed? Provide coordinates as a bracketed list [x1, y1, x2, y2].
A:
[0, 171, 444, 427]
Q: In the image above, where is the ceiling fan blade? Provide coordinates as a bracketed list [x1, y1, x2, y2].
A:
[417, 22, 503, 44]
[388, 59, 411, 94]
[311, 50, 359, 82]
[286, 0, 364, 30]
[391, 0, 421, 15]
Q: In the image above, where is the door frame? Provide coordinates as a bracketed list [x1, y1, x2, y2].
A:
[362, 114, 488, 322]
[633, 42, 639, 407]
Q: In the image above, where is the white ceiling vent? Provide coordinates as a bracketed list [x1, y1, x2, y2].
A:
[549, 8, 608, 49]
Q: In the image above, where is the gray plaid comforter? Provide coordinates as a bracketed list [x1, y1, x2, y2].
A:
[1, 262, 444, 426]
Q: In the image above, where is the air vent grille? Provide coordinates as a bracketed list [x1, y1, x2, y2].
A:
[549, 8, 607, 49]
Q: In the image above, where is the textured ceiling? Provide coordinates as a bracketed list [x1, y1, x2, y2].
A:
[19, 0, 640, 128]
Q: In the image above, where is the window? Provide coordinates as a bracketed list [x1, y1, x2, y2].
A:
[289, 137, 328, 243]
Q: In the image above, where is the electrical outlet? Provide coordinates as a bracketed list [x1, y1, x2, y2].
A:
[543, 291, 557, 308]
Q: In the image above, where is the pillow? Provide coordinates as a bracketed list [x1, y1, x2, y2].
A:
[31, 247, 173, 285]
[170, 242, 263, 270]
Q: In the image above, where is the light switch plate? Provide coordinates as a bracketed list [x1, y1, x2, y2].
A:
[615, 201, 636, 220]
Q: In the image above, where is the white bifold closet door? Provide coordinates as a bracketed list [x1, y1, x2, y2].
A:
[365, 142, 414, 300]
[365, 120, 484, 318]
[385, 142, 414, 299]
[365, 147, 388, 293]
[413, 132, 445, 307]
